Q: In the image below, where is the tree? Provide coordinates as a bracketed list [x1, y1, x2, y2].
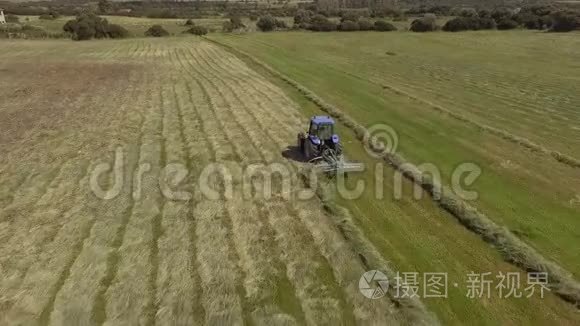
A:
[551, 12, 579, 32]
[257, 15, 277, 32]
[358, 19, 374, 31]
[294, 9, 313, 25]
[374, 20, 397, 31]
[410, 14, 438, 32]
[145, 25, 169, 37]
[338, 21, 359, 31]
[98, 0, 112, 14]
[308, 15, 336, 31]
[229, 16, 245, 30]
[496, 18, 519, 30]
[63, 14, 128, 40]
[185, 19, 195, 26]
[185, 25, 208, 36]
[340, 12, 359, 23]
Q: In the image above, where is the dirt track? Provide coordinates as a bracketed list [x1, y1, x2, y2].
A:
[0, 39, 411, 325]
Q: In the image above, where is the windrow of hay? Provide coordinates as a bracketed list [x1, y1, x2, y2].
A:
[184, 79, 245, 325]
[154, 83, 203, 325]
[208, 38, 580, 309]
[190, 60, 300, 323]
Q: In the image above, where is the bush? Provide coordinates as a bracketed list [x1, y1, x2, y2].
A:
[39, 10, 60, 20]
[63, 14, 129, 40]
[145, 25, 169, 37]
[39, 14, 56, 20]
[496, 18, 519, 30]
[184, 19, 194, 26]
[5, 14, 19, 23]
[491, 8, 514, 21]
[338, 21, 359, 31]
[340, 12, 359, 23]
[249, 14, 258, 22]
[410, 14, 438, 32]
[516, 13, 543, 30]
[551, 12, 579, 32]
[358, 19, 374, 31]
[185, 25, 208, 36]
[257, 15, 277, 32]
[222, 21, 234, 33]
[230, 16, 245, 29]
[294, 9, 313, 25]
[308, 15, 337, 32]
[374, 20, 397, 31]
[459, 8, 478, 18]
[107, 24, 129, 39]
[443, 17, 496, 32]
[146, 9, 176, 19]
[275, 19, 287, 29]
[223, 16, 245, 32]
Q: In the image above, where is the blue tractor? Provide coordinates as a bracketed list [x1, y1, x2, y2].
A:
[297, 116, 362, 174]
[298, 116, 342, 161]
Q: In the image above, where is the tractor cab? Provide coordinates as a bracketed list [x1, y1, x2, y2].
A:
[308, 116, 338, 147]
[298, 116, 342, 160]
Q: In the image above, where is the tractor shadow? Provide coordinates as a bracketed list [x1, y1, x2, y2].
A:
[281, 146, 309, 163]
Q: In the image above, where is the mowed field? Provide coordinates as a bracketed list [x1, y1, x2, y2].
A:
[0, 38, 419, 325]
[0, 35, 578, 325]
[212, 31, 580, 279]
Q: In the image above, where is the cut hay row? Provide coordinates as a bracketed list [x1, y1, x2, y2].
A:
[186, 46, 297, 157]
[48, 74, 148, 325]
[102, 84, 164, 324]
[190, 65, 303, 324]
[152, 81, 203, 325]
[186, 46, 349, 324]
[212, 40, 580, 308]
[183, 78, 245, 325]
[201, 44, 304, 128]
[191, 46, 416, 324]
[176, 50, 236, 162]
[1, 65, 145, 323]
[196, 44, 304, 134]
[0, 64, 146, 323]
[187, 66, 301, 323]
[202, 50, 433, 324]
[170, 81, 217, 324]
[0, 166, 64, 245]
[0, 162, 87, 323]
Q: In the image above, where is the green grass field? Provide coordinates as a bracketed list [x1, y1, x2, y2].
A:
[1, 27, 579, 324]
